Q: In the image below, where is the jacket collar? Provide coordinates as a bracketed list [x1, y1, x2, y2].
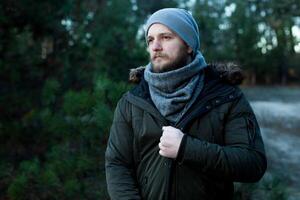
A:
[125, 64, 243, 129]
[129, 63, 244, 85]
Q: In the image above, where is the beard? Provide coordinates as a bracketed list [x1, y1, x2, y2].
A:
[150, 49, 191, 73]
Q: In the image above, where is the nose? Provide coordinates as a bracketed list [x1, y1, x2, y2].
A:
[151, 39, 162, 51]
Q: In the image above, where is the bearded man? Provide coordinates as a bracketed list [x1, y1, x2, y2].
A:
[105, 8, 267, 200]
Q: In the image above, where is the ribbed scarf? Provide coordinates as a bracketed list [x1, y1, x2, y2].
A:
[144, 51, 207, 123]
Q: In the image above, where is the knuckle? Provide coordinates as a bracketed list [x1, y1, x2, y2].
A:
[159, 143, 165, 150]
[159, 150, 165, 156]
[158, 142, 162, 149]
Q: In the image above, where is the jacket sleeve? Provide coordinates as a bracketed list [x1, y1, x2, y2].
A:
[105, 97, 141, 200]
[177, 94, 267, 182]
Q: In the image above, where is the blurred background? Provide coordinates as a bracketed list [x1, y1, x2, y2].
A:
[0, 0, 299, 199]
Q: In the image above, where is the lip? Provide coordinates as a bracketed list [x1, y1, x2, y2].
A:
[153, 55, 165, 60]
[153, 57, 163, 62]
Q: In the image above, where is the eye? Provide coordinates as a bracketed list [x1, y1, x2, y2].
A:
[163, 35, 171, 40]
[147, 38, 154, 43]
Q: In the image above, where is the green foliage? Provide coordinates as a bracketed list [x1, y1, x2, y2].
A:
[0, 0, 299, 199]
[192, 0, 226, 60]
[2, 73, 128, 199]
[7, 159, 41, 199]
[42, 79, 61, 106]
[7, 175, 28, 200]
[63, 90, 95, 116]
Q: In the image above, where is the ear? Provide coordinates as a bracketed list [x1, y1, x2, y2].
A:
[187, 46, 193, 54]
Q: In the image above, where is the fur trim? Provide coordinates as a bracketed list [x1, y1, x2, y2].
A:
[210, 62, 244, 85]
[129, 66, 146, 84]
[129, 63, 244, 85]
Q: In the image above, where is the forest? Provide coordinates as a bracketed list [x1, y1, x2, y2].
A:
[0, 0, 299, 199]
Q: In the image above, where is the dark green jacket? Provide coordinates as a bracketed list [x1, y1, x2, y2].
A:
[105, 64, 267, 200]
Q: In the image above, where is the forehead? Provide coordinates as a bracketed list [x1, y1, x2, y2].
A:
[147, 23, 174, 37]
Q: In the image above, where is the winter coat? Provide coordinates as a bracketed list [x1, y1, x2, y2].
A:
[105, 63, 267, 200]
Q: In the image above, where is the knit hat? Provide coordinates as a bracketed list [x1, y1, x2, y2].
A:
[144, 8, 200, 56]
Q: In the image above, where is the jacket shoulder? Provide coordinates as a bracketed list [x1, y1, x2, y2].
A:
[205, 63, 244, 85]
[114, 92, 133, 119]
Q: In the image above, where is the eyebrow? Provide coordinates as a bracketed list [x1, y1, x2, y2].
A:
[147, 32, 174, 39]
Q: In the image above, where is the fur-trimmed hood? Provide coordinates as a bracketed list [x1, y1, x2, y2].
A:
[129, 63, 244, 85]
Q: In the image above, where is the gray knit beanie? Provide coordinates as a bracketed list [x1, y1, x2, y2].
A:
[144, 8, 200, 56]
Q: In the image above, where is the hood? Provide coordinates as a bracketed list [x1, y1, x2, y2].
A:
[129, 63, 244, 85]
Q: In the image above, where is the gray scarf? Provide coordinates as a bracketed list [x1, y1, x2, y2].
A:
[144, 51, 207, 123]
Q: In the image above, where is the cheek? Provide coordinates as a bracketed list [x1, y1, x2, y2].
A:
[166, 46, 181, 57]
[147, 48, 154, 58]
[147, 47, 152, 55]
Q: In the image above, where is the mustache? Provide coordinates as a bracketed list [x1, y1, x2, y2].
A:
[152, 53, 168, 59]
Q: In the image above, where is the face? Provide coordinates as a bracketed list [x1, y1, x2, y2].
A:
[147, 23, 193, 73]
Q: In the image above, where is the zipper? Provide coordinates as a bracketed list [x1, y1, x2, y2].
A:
[176, 86, 237, 130]
[127, 88, 241, 200]
[165, 88, 240, 200]
[126, 92, 173, 200]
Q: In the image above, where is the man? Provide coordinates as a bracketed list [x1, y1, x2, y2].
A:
[105, 8, 267, 200]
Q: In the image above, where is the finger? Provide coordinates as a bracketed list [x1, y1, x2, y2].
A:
[160, 138, 172, 147]
[161, 132, 169, 140]
[159, 133, 166, 142]
[163, 126, 176, 130]
[159, 149, 167, 157]
[162, 126, 175, 131]
[160, 134, 167, 143]
[158, 142, 163, 150]
[162, 129, 173, 138]
[163, 127, 179, 135]
[159, 149, 163, 156]
[159, 142, 168, 150]
[159, 141, 170, 149]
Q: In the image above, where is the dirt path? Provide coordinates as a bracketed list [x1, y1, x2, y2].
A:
[251, 101, 300, 199]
